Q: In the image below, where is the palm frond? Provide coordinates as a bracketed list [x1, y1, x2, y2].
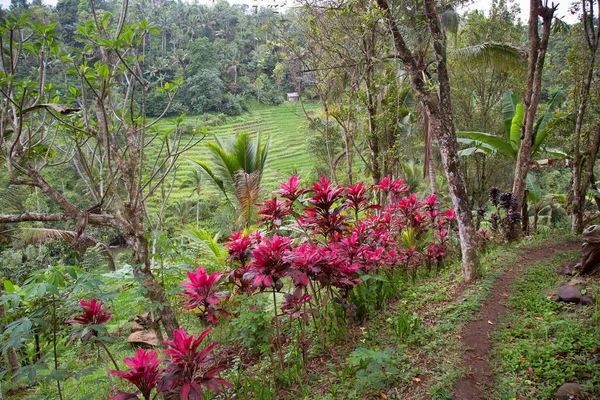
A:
[12, 228, 115, 270]
[233, 170, 261, 228]
[441, 9, 459, 45]
[189, 159, 231, 204]
[451, 42, 526, 70]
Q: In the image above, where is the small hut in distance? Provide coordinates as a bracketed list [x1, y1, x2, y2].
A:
[287, 92, 299, 102]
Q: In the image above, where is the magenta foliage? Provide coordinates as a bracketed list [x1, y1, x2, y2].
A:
[162, 327, 231, 399]
[300, 176, 349, 239]
[257, 196, 291, 229]
[374, 177, 410, 200]
[180, 266, 228, 325]
[109, 349, 164, 400]
[67, 299, 112, 326]
[244, 234, 293, 289]
[277, 174, 308, 204]
[442, 208, 457, 221]
[223, 175, 455, 323]
[224, 231, 253, 266]
[66, 298, 112, 344]
[224, 231, 255, 293]
[110, 328, 230, 400]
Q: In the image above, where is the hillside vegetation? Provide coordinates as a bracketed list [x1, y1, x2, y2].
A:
[145, 102, 322, 210]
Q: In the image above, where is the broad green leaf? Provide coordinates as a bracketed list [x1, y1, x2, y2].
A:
[533, 89, 563, 154]
[3, 280, 17, 293]
[456, 131, 516, 158]
[544, 147, 570, 159]
[502, 90, 520, 139]
[526, 174, 542, 202]
[510, 103, 524, 150]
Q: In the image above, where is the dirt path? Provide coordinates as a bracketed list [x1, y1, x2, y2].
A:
[452, 242, 580, 400]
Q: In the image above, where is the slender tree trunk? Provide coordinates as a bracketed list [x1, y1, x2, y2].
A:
[127, 231, 178, 339]
[571, 58, 596, 233]
[424, 114, 438, 194]
[571, 0, 600, 234]
[0, 300, 19, 373]
[428, 153, 438, 194]
[522, 193, 529, 235]
[343, 128, 353, 185]
[320, 96, 337, 183]
[511, 1, 555, 237]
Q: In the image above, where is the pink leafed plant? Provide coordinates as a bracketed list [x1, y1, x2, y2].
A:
[244, 234, 293, 290]
[66, 298, 112, 344]
[161, 327, 231, 399]
[67, 298, 112, 326]
[179, 266, 228, 325]
[109, 349, 164, 400]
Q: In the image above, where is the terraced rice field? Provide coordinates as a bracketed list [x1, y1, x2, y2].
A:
[145, 102, 321, 210]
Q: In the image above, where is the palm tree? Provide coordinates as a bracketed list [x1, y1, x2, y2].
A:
[190, 131, 270, 228]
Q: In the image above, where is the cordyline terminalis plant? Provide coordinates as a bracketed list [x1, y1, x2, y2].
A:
[67, 298, 120, 372]
[216, 175, 456, 360]
[109, 327, 230, 400]
[179, 266, 229, 326]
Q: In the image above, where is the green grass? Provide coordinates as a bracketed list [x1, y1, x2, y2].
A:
[144, 102, 322, 211]
[489, 249, 600, 399]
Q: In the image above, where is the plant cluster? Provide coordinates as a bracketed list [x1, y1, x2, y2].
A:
[178, 175, 456, 372]
[65, 299, 231, 400]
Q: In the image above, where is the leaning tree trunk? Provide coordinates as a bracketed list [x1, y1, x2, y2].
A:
[571, 0, 600, 234]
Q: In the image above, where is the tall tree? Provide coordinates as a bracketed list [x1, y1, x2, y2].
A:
[510, 0, 557, 239]
[570, 0, 600, 234]
[0, 4, 200, 337]
[375, 0, 479, 281]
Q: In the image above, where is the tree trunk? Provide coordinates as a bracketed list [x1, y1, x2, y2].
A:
[511, 1, 555, 238]
[126, 230, 178, 339]
[428, 155, 438, 195]
[521, 194, 529, 235]
[0, 301, 20, 373]
[571, 0, 600, 234]
[376, 0, 479, 281]
[320, 96, 338, 184]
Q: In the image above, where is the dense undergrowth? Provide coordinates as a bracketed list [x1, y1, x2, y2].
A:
[2, 219, 586, 400]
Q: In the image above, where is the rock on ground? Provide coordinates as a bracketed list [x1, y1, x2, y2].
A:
[557, 285, 582, 303]
[555, 383, 586, 400]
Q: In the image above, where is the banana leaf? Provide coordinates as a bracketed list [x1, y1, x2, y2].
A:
[533, 89, 563, 153]
[510, 103, 524, 150]
[502, 90, 520, 140]
[456, 131, 516, 158]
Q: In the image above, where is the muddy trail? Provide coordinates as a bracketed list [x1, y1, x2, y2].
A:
[452, 241, 581, 400]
